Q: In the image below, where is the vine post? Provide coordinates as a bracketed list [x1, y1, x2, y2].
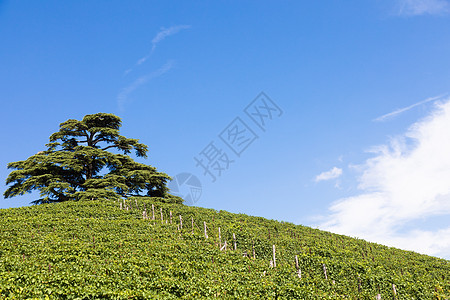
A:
[252, 241, 255, 259]
[392, 284, 397, 299]
[221, 240, 227, 251]
[273, 245, 276, 268]
[204, 222, 208, 239]
[295, 255, 301, 279]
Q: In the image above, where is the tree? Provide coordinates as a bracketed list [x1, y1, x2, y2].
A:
[4, 113, 182, 204]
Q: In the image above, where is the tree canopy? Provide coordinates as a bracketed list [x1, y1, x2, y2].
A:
[4, 113, 182, 204]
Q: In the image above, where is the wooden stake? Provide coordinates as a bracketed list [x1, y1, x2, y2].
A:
[295, 255, 301, 279]
[179, 215, 182, 230]
[392, 284, 397, 299]
[273, 245, 276, 268]
[323, 264, 328, 280]
[191, 217, 194, 234]
[160, 208, 163, 223]
[135, 199, 138, 209]
[152, 204, 155, 220]
[120, 202, 122, 210]
[204, 221, 208, 239]
[252, 241, 255, 259]
[220, 240, 227, 251]
[218, 227, 222, 248]
[233, 233, 237, 251]
[170, 211, 172, 224]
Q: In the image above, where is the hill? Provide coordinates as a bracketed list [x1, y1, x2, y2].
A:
[0, 199, 448, 299]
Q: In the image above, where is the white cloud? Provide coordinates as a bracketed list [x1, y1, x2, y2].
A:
[135, 25, 191, 67]
[117, 60, 174, 109]
[397, 0, 450, 16]
[151, 25, 191, 50]
[320, 99, 450, 258]
[315, 167, 343, 182]
[123, 25, 190, 76]
[374, 94, 446, 122]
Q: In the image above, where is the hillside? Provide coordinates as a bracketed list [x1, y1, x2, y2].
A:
[0, 199, 448, 299]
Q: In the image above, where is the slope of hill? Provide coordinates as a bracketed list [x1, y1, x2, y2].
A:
[0, 199, 448, 299]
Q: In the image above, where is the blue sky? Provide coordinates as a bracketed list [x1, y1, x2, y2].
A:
[1, 0, 450, 258]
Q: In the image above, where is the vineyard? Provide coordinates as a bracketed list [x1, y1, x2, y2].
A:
[0, 199, 449, 299]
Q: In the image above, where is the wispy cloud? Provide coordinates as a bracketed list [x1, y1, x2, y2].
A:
[150, 25, 191, 54]
[117, 60, 174, 109]
[397, 0, 450, 16]
[374, 94, 446, 122]
[124, 25, 190, 75]
[315, 167, 343, 182]
[320, 99, 450, 258]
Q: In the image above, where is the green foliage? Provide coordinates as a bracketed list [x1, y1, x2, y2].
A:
[0, 199, 448, 299]
[4, 113, 179, 204]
